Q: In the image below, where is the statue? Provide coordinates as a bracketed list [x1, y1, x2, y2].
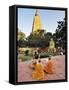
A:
[48, 38, 56, 53]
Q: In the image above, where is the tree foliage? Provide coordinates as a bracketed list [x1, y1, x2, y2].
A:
[53, 18, 66, 49]
[26, 31, 53, 47]
[18, 31, 25, 41]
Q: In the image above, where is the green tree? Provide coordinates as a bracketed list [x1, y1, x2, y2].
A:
[27, 31, 52, 47]
[53, 18, 66, 49]
[44, 32, 53, 46]
[18, 31, 25, 41]
[18, 29, 26, 47]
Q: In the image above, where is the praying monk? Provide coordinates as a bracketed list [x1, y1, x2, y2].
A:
[44, 57, 55, 74]
[32, 60, 45, 80]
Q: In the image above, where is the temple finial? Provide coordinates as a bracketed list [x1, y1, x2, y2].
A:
[35, 9, 39, 16]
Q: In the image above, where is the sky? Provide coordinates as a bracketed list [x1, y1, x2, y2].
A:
[18, 8, 65, 37]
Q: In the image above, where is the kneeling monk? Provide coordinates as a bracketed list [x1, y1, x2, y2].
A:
[44, 57, 54, 74]
[32, 60, 45, 80]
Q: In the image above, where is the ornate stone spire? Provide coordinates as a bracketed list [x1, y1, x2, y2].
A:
[32, 9, 42, 34]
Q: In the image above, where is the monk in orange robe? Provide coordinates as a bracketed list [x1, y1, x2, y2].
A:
[32, 60, 45, 80]
[44, 57, 54, 74]
[29, 60, 36, 70]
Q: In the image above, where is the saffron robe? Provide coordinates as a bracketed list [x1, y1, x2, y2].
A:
[32, 63, 45, 80]
[44, 60, 54, 74]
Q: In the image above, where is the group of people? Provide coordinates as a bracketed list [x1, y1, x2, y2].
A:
[30, 57, 55, 80]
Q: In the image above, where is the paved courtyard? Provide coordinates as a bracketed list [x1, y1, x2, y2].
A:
[18, 55, 65, 82]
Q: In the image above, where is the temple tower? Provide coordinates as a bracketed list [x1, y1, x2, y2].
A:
[32, 9, 42, 34]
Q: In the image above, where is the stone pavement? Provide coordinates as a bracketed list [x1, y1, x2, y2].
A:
[18, 55, 65, 82]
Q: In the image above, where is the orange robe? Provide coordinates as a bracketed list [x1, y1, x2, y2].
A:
[32, 63, 45, 80]
[44, 60, 54, 74]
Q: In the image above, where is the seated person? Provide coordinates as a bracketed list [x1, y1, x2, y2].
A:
[29, 60, 36, 70]
[32, 60, 45, 80]
[34, 51, 39, 59]
[44, 57, 55, 74]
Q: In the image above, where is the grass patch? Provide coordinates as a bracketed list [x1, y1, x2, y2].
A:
[18, 54, 33, 61]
